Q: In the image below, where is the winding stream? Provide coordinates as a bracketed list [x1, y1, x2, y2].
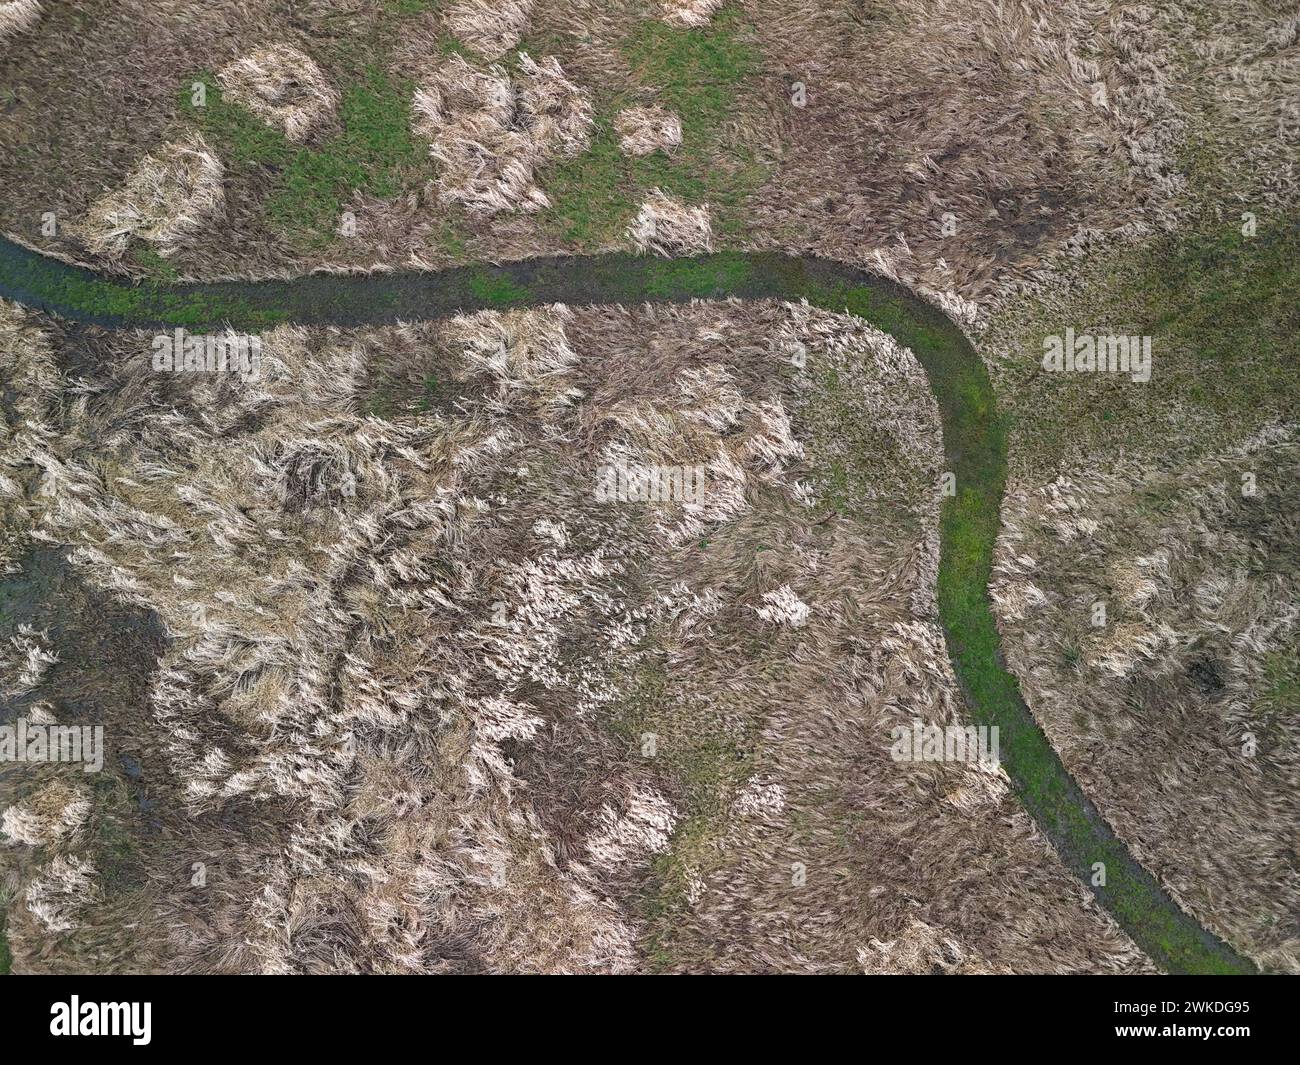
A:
[0, 235, 1257, 974]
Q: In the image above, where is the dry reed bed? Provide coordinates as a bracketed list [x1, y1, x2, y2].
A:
[0, 1, 1294, 297]
[0, 296, 1149, 972]
[993, 426, 1300, 971]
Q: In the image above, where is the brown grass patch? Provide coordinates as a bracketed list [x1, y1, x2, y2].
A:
[0, 297, 1148, 972]
[993, 427, 1300, 971]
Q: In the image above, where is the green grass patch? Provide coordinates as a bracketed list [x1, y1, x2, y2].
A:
[799, 358, 922, 522]
[643, 251, 752, 297]
[622, 3, 768, 239]
[540, 3, 767, 247]
[416, 373, 441, 412]
[541, 117, 634, 245]
[989, 219, 1300, 473]
[384, 0, 438, 14]
[270, 69, 425, 247]
[183, 68, 426, 250]
[129, 244, 182, 283]
[1134, 224, 1298, 393]
[622, 5, 757, 132]
[89, 773, 146, 900]
[468, 268, 528, 307]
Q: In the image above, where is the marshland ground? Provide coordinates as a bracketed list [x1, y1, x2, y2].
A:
[0, 0, 1296, 973]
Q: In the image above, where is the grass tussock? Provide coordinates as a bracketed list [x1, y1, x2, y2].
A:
[615, 105, 682, 157]
[413, 53, 592, 215]
[75, 134, 225, 259]
[1, 780, 89, 849]
[627, 188, 712, 255]
[216, 45, 340, 143]
[442, 0, 534, 59]
[661, 0, 724, 29]
[0, 0, 41, 41]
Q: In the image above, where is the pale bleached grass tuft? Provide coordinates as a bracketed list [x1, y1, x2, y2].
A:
[217, 45, 338, 142]
[584, 785, 677, 871]
[754, 584, 810, 628]
[626, 189, 712, 255]
[661, 0, 723, 28]
[518, 53, 594, 158]
[413, 53, 591, 215]
[24, 855, 98, 934]
[77, 134, 224, 258]
[858, 918, 999, 975]
[614, 105, 682, 156]
[1, 623, 57, 696]
[0, 0, 41, 41]
[1, 782, 89, 848]
[443, 0, 533, 59]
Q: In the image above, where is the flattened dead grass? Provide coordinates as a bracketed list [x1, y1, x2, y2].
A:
[0, 297, 1148, 972]
[993, 429, 1300, 971]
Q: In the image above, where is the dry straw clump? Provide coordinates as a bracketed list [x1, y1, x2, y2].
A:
[518, 54, 595, 158]
[0, 0, 41, 41]
[1, 781, 89, 849]
[614, 105, 682, 157]
[413, 53, 592, 215]
[661, 0, 724, 29]
[216, 45, 339, 142]
[23, 855, 99, 936]
[626, 189, 712, 255]
[0, 623, 57, 696]
[0, 298, 1149, 973]
[443, 0, 533, 59]
[858, 917, 997, 975]
[993, 426, 1300, 972]
[76, 134, 224, 258]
